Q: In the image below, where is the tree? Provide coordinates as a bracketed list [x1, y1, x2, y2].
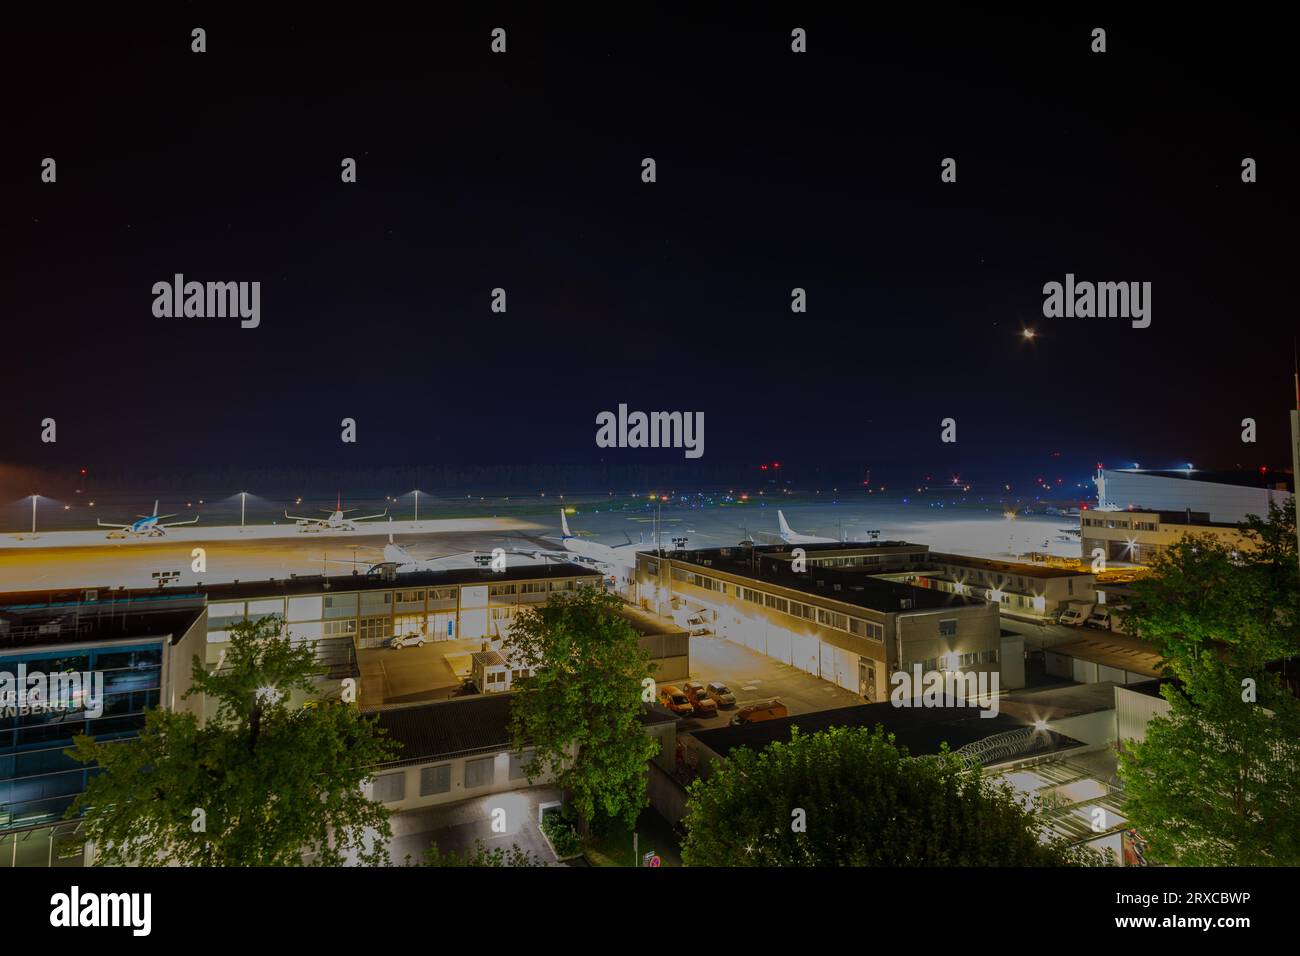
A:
[66, 616, 397, 866]
[681, 725, 1094, 866]
[1118, 656, 1300, 865]
[505, 586, 659, 829]
[1117, 502, 1300, 865]
[425, 839, 545, 867]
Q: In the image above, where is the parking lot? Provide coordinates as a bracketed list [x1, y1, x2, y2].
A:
[664, 634, 866, 733]
[357, 638, 480, 707]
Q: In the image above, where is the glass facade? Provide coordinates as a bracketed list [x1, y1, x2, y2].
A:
[0, 640, 163, 833]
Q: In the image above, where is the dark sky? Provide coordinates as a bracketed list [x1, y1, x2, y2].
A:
[4, 14, 1296, 486]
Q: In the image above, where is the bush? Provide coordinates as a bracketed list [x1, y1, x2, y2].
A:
[540, 810, 582, 857]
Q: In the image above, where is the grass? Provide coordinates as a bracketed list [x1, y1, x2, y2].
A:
[583, 807, 684, 867]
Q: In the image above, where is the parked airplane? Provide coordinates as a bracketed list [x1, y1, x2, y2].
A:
[99, 500, 199, 539]
[285, 494, 386, 532]
[323, 532, 474, 575]
[775, 510, 843, 545]
[504, 510, 645, 584]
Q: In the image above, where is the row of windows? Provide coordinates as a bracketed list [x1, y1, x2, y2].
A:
[671, 568, 886, 643]
[916, 649, 999, 672]
[371, 750, 536, 802]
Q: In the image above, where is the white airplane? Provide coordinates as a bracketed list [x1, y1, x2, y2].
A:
[323, 532, 476, 576]
[505, 510, 645, 584]
[776, 510, 844, 545]
[285, 493, 386, 532]
[99, 500, 199, 539]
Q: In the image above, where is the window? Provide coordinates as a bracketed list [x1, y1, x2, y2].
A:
[849, 618, 884, 642]
[509, 749, 535, 781]
[817, 609, 847, 630]
[764, 594, 788, 614]
[520, 582, 547, 594]
[465, 756, 495, 789]
[939, 619, 958, 637]
[489, 583, 516, 597]
[420, 765, 451, 796]
[359, 616, 392, 642]
[394, 590, 425, 604]
[372, 772, 405, 803]
[323, 619, 357, 637]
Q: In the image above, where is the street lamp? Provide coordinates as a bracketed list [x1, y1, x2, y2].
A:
[413, 489, 421, 526]
[239, 491, 248, 532]
[29, 494, 39, 538]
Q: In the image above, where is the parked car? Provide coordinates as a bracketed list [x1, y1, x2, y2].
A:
[388, 633, 426, 649]
[705, 681, 737, 708]
[658, 685, 695, 717]
[682, 681, 718, 716]
[729, 699, 788, 726]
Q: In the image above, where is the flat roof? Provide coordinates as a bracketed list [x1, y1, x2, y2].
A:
[202, 564, 605, 601]
[926, 552, 1092, 579]
[0, 563, 605, 610]
[0, 606, 205, 652]
[666, 547, 982, 613]
[1048, 634, 1163, 678]
[372, 692, 676, 767]
[691, 700, 1078, 761]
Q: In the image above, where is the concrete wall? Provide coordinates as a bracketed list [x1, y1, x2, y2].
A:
[167, 608, 208, 719]
[1102, 470, 1291, 524]
[1115, 684, 1171, 744]
[370, 748, 558, 814]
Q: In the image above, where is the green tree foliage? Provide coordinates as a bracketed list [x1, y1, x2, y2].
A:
[681, 726, 1093, 866]
[505, 587, 659, 829]
[1118, 657, 1300, 865]
[1117, 501, 1300, 865]
[425, 839, 545, 867]
[66, 616, 397, 866]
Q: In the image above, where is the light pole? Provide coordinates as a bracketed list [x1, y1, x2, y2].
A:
[30, 494, 38, 538]
[240, 491, 248, 532]
[414, 489, 420, 526]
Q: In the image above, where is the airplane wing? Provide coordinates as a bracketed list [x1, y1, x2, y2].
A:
[161, 516, 200, 527]
[96, 520, 130, 529]
[351, 510, 388, 522]
[284, 511, 319, 523]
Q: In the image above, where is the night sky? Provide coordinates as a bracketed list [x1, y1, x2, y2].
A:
[4, 15, 1296, 487]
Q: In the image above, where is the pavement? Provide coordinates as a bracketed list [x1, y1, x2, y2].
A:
[0, 524, 550, 592]
[385, 787, 565, 866]
[666, 633, 865, 734]
[358, 639, 480, 707]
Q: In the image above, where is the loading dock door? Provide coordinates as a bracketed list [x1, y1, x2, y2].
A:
[819, 642, 837, 683]
[791, 632, 818, 675]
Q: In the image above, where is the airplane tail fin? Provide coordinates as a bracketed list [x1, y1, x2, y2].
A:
[778, 510, 793, 537]
[560, 509, 572, 539]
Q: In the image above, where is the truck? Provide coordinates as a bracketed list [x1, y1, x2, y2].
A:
[1085, 607, 1112, 630]
[1059, 601, 1094, 626]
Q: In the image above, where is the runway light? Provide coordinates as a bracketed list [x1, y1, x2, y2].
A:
[1022, 327, 1036, 340]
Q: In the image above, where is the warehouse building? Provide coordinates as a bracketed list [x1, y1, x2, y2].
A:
[636, 545, 1010, 701]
